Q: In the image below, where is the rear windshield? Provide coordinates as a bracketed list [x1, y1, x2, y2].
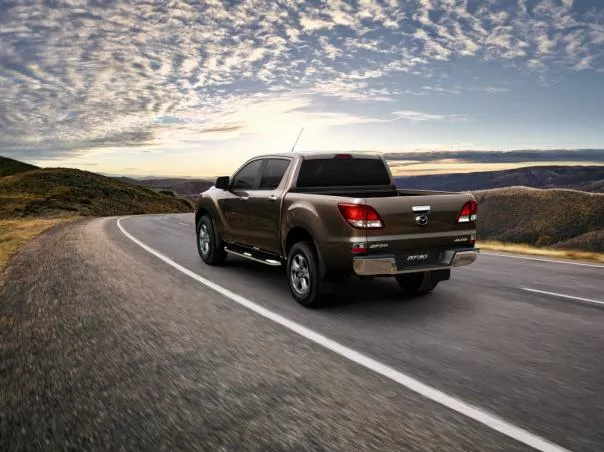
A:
[296, 157, 391, 187]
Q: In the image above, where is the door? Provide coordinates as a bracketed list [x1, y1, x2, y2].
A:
[217, 158, 264, 245]
[245, 157, 292, 254]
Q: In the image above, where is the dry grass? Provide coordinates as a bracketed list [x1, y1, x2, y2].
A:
[478, 240, 604, 264]
[0, 157, 194, 287]
[474, 187, 604, 251]
[0, 217, 78, 283]
[0, 167, 193, 220]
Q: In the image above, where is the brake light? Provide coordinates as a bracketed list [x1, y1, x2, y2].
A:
[338, 203, 384, 229]
[334, 153, 352, 159]
[456, 200, 478, 223]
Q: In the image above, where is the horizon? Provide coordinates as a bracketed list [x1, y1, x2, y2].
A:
[6, 148, 604, 179]
[1, 1, 604, 176]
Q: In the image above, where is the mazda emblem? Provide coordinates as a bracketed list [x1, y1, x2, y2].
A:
[416, 215, 429, 226]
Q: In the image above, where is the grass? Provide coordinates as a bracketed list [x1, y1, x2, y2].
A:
[0, 217, 78, 286]
[474, 187, 604, 251]
[0, 168, 193, 219]
[478, 240, 604, 264]
[0, 156, 195, 283]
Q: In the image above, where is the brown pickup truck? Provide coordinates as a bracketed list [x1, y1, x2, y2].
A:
[194, 152, 479, 307]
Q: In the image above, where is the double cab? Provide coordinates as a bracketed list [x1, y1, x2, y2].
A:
[194, 152, 479, 307]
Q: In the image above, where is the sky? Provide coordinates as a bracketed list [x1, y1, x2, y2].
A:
[1, 0, 603, 177]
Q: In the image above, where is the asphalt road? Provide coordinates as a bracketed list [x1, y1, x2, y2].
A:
[1, 213, 603, 451]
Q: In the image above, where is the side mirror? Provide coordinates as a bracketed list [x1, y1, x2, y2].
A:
[215, 176, 230, 190]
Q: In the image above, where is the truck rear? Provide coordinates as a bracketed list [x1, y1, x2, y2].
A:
[280, 153, 479, 305]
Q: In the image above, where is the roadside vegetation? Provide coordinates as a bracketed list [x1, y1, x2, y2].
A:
[0, 218, 76, 280]
[474, 187, 604, 253]
[477, 241, 604, 264]
[0, 155, 193, 280]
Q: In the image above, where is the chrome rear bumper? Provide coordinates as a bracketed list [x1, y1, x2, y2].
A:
[353, 248, 479, 276]
[451, 250, 479, 267]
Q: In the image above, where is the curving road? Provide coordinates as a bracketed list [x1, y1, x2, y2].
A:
[1, 213, 603, 451]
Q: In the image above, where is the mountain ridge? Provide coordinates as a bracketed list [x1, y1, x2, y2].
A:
[394, 165, 604, 193]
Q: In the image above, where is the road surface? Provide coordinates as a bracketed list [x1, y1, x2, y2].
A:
[1, 213, 603, 451]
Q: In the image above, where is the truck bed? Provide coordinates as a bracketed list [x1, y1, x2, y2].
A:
[289, 185, 456, 198]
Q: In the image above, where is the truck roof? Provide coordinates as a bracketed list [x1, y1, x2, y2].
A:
[257, 151, 383, 160]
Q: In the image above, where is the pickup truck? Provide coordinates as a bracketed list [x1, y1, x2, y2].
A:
[194, 152, 479, 307]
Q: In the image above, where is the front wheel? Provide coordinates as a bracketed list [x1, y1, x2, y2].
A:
[197, 215, 227, 265]
[395, 272, 438, 295]
[287, 241, 324, 308]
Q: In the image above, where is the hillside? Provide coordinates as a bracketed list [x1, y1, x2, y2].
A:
[0, 156, 39, 177]
[474, 187, 604, 251]
[0, 167, 192, 219]
[113, 176, 214, 199]
[395, 166, 604, 193]
[0, 159, 194, 276]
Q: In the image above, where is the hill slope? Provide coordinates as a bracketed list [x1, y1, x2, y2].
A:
[113, 176, 214, 198]
[0, 156, 39, 177]
[0, 167, 192, 219]
[395, 166, 604, 193]
[474, 187, 604, 251]
[1, 157, 194, 277]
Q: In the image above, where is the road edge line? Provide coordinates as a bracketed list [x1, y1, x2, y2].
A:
[522, 288, 604, 306]
[117, 216, 570, 452]
[481, 252, 604, 268]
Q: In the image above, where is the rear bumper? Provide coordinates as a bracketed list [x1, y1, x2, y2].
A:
[353, 248, 479, 276]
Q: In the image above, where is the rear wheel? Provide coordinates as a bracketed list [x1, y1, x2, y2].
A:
[197, 215, 227, 265]
[287, 241, 324, 308]
[395, 272, 438, 295]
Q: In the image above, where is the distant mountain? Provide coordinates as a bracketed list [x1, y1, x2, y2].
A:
[113, 176, 214, 198]
[394, 166, 604, 193]
[0, 156, 39, 177]
[474, 187, 604, 252]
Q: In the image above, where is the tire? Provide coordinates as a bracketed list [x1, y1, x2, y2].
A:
[196, 215, 227, 265]
[286, 241, 324, 308]
[395, 272, 438, 295]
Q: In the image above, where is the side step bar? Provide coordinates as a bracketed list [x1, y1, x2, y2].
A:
[224, 245, 282, 267]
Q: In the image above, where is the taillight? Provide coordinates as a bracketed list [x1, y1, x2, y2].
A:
[338, 203, 384, 229]
[456, 200, 478, 223]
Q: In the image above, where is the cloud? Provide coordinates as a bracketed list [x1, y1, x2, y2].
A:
[0, 0, 603, 160]
[394, 110, 468, 122]
[145, 93, 387, 149]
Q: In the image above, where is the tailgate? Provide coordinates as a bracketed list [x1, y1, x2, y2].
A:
[363, 193, 476, 253]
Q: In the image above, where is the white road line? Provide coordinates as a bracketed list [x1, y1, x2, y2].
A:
[116, 217, 569, 452]
[481, 252, 604, 269]
[522, 288, 604, 307]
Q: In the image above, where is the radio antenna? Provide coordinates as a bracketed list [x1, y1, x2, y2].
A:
[290, 127, 304, 152]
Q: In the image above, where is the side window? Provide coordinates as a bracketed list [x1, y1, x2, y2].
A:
[231, 159, 264, 190]
[259, 159, 291, 190]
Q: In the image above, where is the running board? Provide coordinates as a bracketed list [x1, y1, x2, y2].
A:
[224, 246, 282, 267]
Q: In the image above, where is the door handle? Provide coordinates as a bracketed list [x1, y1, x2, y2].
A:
[268, 195, 277, 201]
